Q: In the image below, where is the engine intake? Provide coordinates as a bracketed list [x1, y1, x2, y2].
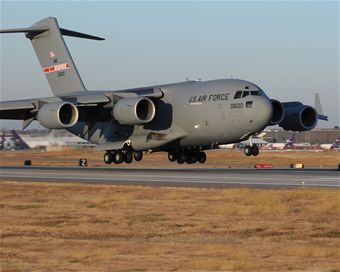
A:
[268, 99, 285, 125]
[37, 102, 79, 129]
[113, 97, 155, 125]
[279, 102, 318, 131]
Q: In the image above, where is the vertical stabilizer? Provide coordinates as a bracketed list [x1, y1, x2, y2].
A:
[314, 93, 328, 121]
[28, 17, 86, 95]
[0, 17, 105, 96]
[314, 93, 323, 115]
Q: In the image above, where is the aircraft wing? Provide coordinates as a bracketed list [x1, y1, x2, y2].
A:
[0, 100, 36, 120]
[0, 87, 163, 129]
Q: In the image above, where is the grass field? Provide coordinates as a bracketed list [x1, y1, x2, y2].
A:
[1, 150, 340, 271]
[1, 182, 339, 271]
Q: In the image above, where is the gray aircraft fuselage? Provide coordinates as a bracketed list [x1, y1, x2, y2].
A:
[68, 79, 272, 152]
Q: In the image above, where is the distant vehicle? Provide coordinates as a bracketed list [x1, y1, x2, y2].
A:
[0, 17, 328, 164]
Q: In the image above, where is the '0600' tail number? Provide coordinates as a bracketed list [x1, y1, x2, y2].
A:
[230, 103, 243, 109]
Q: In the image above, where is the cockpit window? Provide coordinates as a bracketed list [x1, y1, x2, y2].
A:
[251, 91, 260, 96]
[242, 91, 249, 98]
[234, 91, 242, 99]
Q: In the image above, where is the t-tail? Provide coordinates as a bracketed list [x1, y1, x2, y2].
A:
[285, 133, 296, 148]
[0, 17, 104, 96]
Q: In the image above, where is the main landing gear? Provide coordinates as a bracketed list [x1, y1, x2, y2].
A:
[104, 149, 143, 165]
[168, 150, 207, 164]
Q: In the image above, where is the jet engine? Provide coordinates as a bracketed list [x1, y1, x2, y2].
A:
[113, 97, 156, 125]
[279, 102, 318, 131]
[37, 102, 79, 129]
[268, 99, 285, 125]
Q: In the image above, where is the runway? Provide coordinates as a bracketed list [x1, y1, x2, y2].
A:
[0, 166, 339, 189]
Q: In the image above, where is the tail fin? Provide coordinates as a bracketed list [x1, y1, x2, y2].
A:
[10, 130, 30, 149]
[0, 17, 104, 96]
[314, 93, 328, 121]
[286, 133, 296, 144]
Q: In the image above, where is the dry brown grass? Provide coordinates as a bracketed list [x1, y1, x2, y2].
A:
[1, 181, 339, 271]
[0, 148, 339, 168]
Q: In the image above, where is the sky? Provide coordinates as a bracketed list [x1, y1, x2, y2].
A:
[0, 1, 339, 129]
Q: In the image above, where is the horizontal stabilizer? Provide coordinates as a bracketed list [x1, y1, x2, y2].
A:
[318, 114, 328, 121]
[60, 28, 105, 40]
[0, 27, 104, 40]
[0, 27, 48, 34]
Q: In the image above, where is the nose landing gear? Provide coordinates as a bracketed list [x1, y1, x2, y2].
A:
[244, 144, 259, 156]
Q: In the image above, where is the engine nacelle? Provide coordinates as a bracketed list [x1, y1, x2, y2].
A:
[279, 102, 318, 131]
[113, 97, 156, 125]
[37, 102, 79, 129]
[268, 99, 285, 125]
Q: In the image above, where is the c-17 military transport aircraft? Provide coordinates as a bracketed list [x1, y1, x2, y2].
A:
[0, 17, 328, 165]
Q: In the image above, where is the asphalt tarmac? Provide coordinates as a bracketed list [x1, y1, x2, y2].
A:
[0, 166, 339, 189]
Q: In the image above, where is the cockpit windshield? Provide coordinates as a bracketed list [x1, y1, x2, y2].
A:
[234, 90, 261, 99]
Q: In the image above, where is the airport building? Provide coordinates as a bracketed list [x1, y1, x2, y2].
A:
[264, 127, 340, 144]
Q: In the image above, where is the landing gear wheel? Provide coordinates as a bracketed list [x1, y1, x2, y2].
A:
[124, 151, 133, 164]
[104, 152, 113, 164]
[168, 152, 177, 162]
[198, 152, 206, 164]
[190, 155, 198, 164]
[244, 145, 252, 157]
[112, 150, 124, 164]
[177, 154, 185, 164]
[134, 151, 143, 161]
[186, 157, 192, 164]
[251, 145, 259, 156]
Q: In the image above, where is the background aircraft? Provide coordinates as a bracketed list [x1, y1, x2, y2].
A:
[0, 17, 328, 164]
[0, 130, 30, 150]
[320, 137, 340, 150]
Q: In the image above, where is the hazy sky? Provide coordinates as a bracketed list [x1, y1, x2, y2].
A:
[1, 1, 339, 129]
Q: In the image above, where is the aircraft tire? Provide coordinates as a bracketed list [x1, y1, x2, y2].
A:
[198, 152, 206, 164]
[124, 151, 133, 164]
[251, 145, 259, 156]
[177, 154, 185, 164]
[104, 152, 113, 164]
[189, 154, 198, 164]
[112, 150, 124, 164]
[168, 152, 177, 162]
[177, 158, 185, 164]
[134, 151, 143, 161]
[244, 145, 252, 156]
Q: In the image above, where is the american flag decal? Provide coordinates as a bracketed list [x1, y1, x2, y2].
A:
[43, 63, 69, 74]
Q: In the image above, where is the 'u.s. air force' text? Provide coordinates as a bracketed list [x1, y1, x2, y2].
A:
[189, 92, 230, 103]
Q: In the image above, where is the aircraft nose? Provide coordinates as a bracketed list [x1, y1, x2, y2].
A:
[253, 96, 272, 129]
